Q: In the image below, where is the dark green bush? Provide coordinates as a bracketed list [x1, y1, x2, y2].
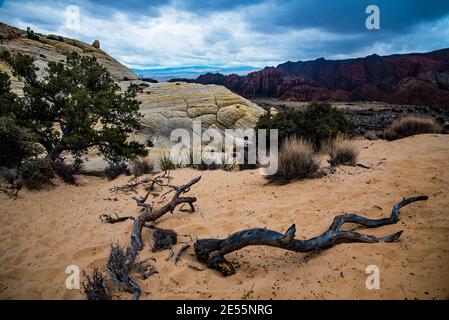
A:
[0, 116, 41, 168]
[53, 159, 77, 184]
[256, 102, 355, 149]
[18, 158, 55, 189]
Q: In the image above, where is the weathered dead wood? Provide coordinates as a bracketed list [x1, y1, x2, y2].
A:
[101, 175, 201, 253]
[151, 227, 178, 252]
[109, 170, 173, 194]
[130, 175, 201, 251]
[105, 243, 141, 300]
[175, 244, 190, 265]
[82, 268, 111, 300]
[194, 196, 428, 276]
[100, 213, 133, 224]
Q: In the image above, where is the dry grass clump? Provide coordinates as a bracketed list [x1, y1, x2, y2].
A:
[130, 157, 154, 177]
[267, 136, 320, 181]
[326, 136, 360, 167]
[159, 153, 176, 171]
[384, 116, 441, 140]
[105, 243, 138, 286]
[82, 268, 111, 300]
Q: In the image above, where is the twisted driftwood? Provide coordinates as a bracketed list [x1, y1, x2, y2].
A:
[194, 196, 428, 276]
[131, 175, 201, 251]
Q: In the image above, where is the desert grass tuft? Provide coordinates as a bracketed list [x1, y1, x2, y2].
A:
[266, 136, 320, 181]
[326, 136, 360, 167]
[130, 157, 154, 177]
[384, 116, 441, 141]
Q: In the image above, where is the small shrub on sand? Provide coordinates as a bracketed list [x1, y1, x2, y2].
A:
[0, 116, 42, 169]
[159, 153, 176, 171]
[326, 136, 359, 167]
[130, 158, 154, 177]
[384, 116, 441, 140]
[53, 159, 76, 184]
[192, 152, 238, 171]
[267, 136, 320, 181]
[18, 158, 55, 189]
[105, 162, 130, 180]
[0, 167, 23, 196]
[105, 242, 138, 285]
[82, 268, 110, 300]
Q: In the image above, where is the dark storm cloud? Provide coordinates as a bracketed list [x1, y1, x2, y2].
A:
[0, 0, 448, 68]
[245, 0, 449, 34]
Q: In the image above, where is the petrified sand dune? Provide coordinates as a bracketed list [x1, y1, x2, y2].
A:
[0, 22, 138, 83]
[120, 81, 266, 147]
[1, 134, 448, 299]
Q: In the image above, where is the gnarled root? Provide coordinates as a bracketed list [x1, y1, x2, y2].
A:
[194, 196, 428, 276]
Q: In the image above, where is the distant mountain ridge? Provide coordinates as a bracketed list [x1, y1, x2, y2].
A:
[182, 49, 449, 107]
[132, 65, 258, 82]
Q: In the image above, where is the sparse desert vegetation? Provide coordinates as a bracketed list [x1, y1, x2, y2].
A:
[0, 18, 448, 303]
[256, 101, 355, 149]
[325, 136, 360, 167]
[130, 157, 154, 177]
[384, 116, 442, 140]
[267, 136, 320, 181]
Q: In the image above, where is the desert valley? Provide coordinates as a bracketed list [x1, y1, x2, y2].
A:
[0, 12, 449, 302]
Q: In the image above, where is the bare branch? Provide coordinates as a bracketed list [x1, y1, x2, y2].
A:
[194, 196, 428, 276]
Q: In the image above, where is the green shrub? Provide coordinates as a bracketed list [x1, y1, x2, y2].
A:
[267, 136, 320, 181]
[18, 158, 55, 189]
[326, 136, 359, 167]
[159, 153, 176, 171]
[256, 102, 354, 150]
[53, 159, 77, 184]
[384, 116, 441, 140]
[0, 116, 41, 168]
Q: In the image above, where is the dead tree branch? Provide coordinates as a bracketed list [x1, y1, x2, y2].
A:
[194, 196, 428, 276]
[131, 175, 201, 251]
[109, 170, 174, 195]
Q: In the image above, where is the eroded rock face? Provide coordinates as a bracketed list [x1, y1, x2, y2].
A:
[188, 48, 449, 107]
[0, 22, 137, 81]
[119, 81, 266, 147]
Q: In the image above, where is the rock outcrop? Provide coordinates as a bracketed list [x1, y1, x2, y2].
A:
[186, 49, 449, 107]
[120, 81, 266, 147]
[0, 22, 137, 81]
[0, 22, 266, 149]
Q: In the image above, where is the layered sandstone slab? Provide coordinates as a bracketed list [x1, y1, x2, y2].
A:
[120, 81, 266, 147]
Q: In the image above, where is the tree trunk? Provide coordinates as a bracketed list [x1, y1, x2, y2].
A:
[48, 142, 67, 161]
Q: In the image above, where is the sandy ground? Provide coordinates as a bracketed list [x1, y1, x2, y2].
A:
[1, 134, 449, 300]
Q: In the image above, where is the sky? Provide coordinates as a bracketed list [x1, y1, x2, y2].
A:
[1, 0, 449, 72]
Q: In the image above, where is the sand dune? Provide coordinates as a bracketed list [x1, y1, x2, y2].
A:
[1, 134, 449, 300]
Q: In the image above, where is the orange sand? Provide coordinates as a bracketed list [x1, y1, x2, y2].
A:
[1, 134, 448, 299]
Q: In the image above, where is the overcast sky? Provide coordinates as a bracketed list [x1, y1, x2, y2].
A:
[1, 0, 449, 69]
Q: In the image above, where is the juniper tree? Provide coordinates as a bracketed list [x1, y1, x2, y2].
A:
[3, 52, 147, 164]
